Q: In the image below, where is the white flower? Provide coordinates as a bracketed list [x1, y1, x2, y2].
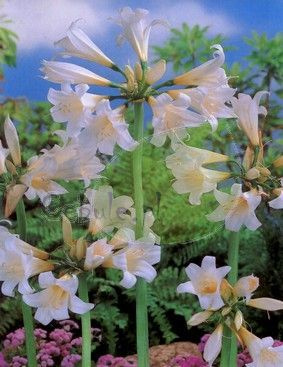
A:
[239, 327, 283, 367]
[0, 140, 9, 175]
[55, 21, 114, 67]
[48, 83, 104, 137]
[233, 275, 259, 301]
[0, 225, 49, 260]
[78, 99, 138, 155]
[145, 60, 166, 85]
[207, 184, 262, 231]
[177, 256, 230, 310]
[231, 91, 268, 146]
[4, 116, 21, 167]
[149, 93, 206, 147]
[111, 230, 161, 288]
[169, 85, 236, 131]
[166, 145, 230, 205]
[112, 7, 167, 62]
[174, 45, 227, 86]
[0, 242, 53, 296]
[269, 179, 283, 209]
[23, 272, 94, 325]
[203, 324, 223, 367]
[84, 238, 114, 270]
[78, 185, 135, 235]
[21, 138, 105, 205]
[41, 60, 111, 86]
[21, 155, 68, 207]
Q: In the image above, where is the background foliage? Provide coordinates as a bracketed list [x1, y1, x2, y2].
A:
[0, 22, 282, 358]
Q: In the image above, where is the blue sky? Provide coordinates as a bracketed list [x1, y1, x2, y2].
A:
[2, 0, 283, 102]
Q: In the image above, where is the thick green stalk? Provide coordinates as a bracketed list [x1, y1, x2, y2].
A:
[78, 273, 92, 367]
[133, 102, 149, 367]
[220, 231, 240, 367]
[16, 199, 37, 367]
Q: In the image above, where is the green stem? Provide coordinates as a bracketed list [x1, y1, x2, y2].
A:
[16, 199, 37, 367]
[78, 273, 92, 367]
[220, 231, 240, 367]
[133, 102, 149, 367]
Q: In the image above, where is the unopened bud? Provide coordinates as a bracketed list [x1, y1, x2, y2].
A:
[246, 167, 260, 180]
[234, 310, 243, 330]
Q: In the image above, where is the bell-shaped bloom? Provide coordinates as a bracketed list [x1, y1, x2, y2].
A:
[112, 7, 167, 62]
[23, 272, 94, 325]
[177, 256, 231, 310]
[233, 275, 259, 301]
[269, 180, 283, 209]
[203, 324, 223, 366]
[247, 297, 283, 311]
[0, 242, 53, 296]
[169, 85, 236, 131]
[166, 145, 230, 205]
[48, 83, 105, 137]
[79, 100, 138, 155]
[4, 116, 21, 167]
[231, 91, 268, 146]
[21, 155, 68, 207]
[21, 138, 104, 206]
[207, 184, 262, 231]
[174, 45, 227, 87]
[0, 141, 9, 175]
[78, 185, 135, 235]
[149, 93, 206, 147]
[55, 21, 114, 67]
[0, 225, 49, 260]
[111, 230, 161, 288]
[239, 327, 283, 367]
[41, 60, 111, 86]
[84, 238, 114, 270]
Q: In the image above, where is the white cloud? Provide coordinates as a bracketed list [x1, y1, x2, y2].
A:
[2, 0, 113, 51]
[1, 0, 240, 52]
[150, 1, 240, 44]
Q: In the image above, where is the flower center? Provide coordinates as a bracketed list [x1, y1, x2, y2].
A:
[49, 285, 69, 309]
[31, 175, 51, 191]
[198, 277, 218, 295]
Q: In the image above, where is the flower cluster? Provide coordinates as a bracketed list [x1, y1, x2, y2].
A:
[0, 320, 96, 366]
[177, 256, 283, 366]
[166, 90, 282, 232]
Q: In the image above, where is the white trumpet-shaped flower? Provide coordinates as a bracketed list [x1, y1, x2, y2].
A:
[149, 93, 206, 147]
[112, 7, 167, 62]
[174, 45, 227, 87]
[84, 238, 114, 270]
[21, 137, 104, 206]
[55, 21, 114, 67]
[233, 275, 259, 301]
[23, 272, 94, 325]
[48, 83, 105, 137]
[41, 60, 111, 86]
[0, 141, 9, 175]
[0, 242, 53, 297]
[78, 185, 135, 235]
[111, 230, 161, 288]
[79, 99, 138, 155]
[203, 324, 223, 367]
[0, 226, 49, 260]
[169, 85, 236, 131]
[207, 184, 262, 231]
[231, 91, 268, 146]
[177, 256, 231, 310]
[166, 145, 230, 205]
[239, 327, 283, 367]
